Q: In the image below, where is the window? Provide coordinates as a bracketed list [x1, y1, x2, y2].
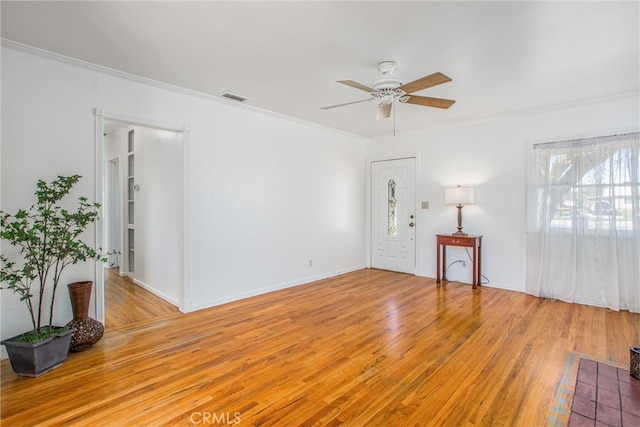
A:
[388, 179, 397, 237]
[526, 132, 639, 312]
[530, 137, 638, 233]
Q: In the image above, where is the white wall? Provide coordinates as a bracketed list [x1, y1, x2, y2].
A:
[1, 46, 367, 346]
[132, 126, 181, 305]
[366, 94, 639, 291]
[104, 128, 124, 270]
[187, 110, 368, 310]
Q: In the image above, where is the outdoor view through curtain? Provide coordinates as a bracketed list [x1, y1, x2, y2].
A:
[526, 132, 639, 312]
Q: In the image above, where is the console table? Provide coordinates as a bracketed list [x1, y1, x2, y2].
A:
[436, 234, 483, 289]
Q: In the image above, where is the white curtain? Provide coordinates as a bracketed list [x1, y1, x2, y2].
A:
[526, 132, 640, 312]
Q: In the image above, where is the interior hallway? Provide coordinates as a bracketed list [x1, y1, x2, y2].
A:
[105, 267, 179, 330]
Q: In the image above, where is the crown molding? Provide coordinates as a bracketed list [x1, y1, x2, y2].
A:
[2, 38, 366, 142]
[372, 90, 640, 140]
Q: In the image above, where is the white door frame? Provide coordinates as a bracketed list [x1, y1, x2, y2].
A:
[366, 155, 420, 274]
[93, 108, 191, 322]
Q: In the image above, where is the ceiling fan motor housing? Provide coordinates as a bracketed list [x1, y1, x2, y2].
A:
[372, 60, 403, 91]
[371, 78, 404, 91]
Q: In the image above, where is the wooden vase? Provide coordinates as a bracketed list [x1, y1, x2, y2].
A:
[66, 281, 104, 352]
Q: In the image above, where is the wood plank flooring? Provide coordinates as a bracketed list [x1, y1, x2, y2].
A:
[2, 269, 639, 426]
[105, 268, 179, 329]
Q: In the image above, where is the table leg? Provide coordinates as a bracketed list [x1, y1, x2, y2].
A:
[472, 244, 477, 289]
[436, 242, 441, 283]
[442, 244, 447, 281]
[477, 240, 482, 287]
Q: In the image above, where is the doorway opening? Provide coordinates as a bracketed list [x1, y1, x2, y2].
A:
[94, 109, 189, 328]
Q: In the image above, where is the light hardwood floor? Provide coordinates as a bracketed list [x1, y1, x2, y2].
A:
[2, 269, 639, 426]
[105, 268, 179, 329]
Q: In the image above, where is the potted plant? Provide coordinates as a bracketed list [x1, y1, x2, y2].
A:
[0, 175, 107, 377]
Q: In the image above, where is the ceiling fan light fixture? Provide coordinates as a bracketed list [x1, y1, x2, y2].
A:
[376, 102, 392, 120]
[380, 94, 394, 105]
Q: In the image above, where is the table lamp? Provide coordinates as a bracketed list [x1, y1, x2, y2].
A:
[445, 185, 475, 236]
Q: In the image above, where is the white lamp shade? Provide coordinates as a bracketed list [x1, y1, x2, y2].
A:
[445, 186, 475, 205]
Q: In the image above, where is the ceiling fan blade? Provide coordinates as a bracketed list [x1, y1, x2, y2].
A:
[337, 80, 377, 93]
[403, 95, 455, 109]
[376, 102, 392, 120]
[398, 72, 452, 94]
[321, 98, 374, 110]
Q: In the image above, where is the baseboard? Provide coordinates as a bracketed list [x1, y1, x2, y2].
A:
[132, 278, 180, 307]
[479, 281, 525, 293]
[415, 271, 524, 293]
[189, 264, 366, 312]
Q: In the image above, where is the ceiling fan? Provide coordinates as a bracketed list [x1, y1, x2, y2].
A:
[322, 61, 455, 121]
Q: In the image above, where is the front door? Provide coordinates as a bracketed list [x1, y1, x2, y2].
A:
[371, 158, 416, 274]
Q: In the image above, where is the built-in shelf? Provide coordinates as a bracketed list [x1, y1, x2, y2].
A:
[127, 129, 135, 274]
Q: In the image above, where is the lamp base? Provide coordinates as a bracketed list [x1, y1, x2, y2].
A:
[453, 205, 468, 236]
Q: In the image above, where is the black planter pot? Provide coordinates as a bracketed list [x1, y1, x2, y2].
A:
[1, 327, 76, 377]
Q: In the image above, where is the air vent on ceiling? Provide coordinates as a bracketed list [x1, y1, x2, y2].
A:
[221, 93, 248, 103]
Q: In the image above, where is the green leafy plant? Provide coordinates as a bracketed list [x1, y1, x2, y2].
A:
[1, 175, 108, 343]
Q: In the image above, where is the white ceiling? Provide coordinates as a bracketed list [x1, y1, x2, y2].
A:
[2, 1, 639, 138]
